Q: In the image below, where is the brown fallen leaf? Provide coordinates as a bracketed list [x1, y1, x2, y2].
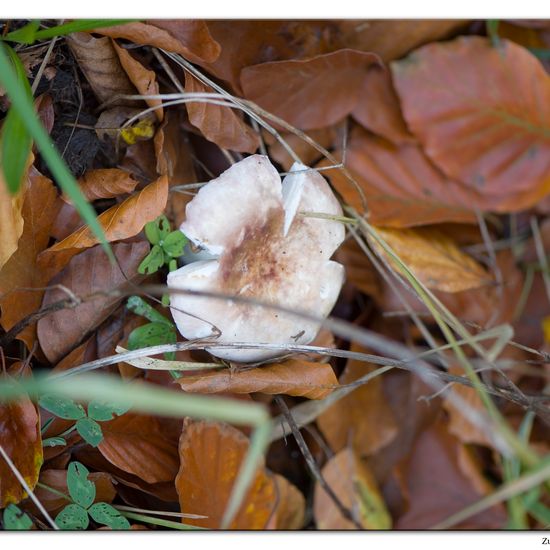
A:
[0, 374, 43, 507]
[370, 226, 491, 293]
[26, 469, 116, 515]
[0, 165, 26, 270]
[76, 168, 139, 202]
[98, 413, 181, 484]
[392, 37, 550, 212]
[185, 73, 259, 153]
[0, 169, 59, 350]
[313, 447, 391, 530]
[317, 344, 398, 456]
[112, 42, 163, 121]
[351, 66, 414, 145]
[66, 33, 135, 105]
[38, 175, 167, 278]
[36, 241, 149, 363]
[324, 127, 477, 226]
[272, 474, 305, 530]
[176, 420, 276, 529]
[241, 49, 380, 130]
[394, 418, 506, 529]
[93, 20, 220, 65]
[177, 359, 338, 400]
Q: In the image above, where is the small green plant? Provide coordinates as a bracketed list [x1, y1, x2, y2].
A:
[39, 395, 130, 447]
[126, 295, 177, 361]
[138, 215, 188, 276]
[2, 503, 33, 530]
[54, 461, 130, 530]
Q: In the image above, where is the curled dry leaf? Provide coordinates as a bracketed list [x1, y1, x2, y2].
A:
[38, 175, 168, 277]
[317, 344, 398, 456]
[66, 33, 135, 105]
[168, 155, 345, 362]
[177, 359, 338, 400]
[112, 42, 163, 121]
[241, 49, 381, 130]
[313, 447, 391, 530]
[394, 419, 506, 529]
[324, 127, 477, 227]
[76, 168, 139, 202]
[176, 420, 276, 529]
[369, 226, 490, 293]
[272, 474, 305, 530]
[0, 375, 43, 507]
[185, 73, 259, 153]
[92, 20, 221, 64]
[98, 413, 181, 485]
[0, 169, 59, 351]
[392, 37, 550, 212]
[37, 241, 149, 363]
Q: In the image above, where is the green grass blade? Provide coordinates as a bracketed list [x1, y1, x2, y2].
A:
[0, 43, 115, 263]
[118, 510, 205, 530]
[4, 19, 136, 44]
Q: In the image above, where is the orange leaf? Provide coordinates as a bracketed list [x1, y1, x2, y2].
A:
[77, 168, 139, 202]
[0, 375, 43, 507]
[392, 37, 550, 212]
[313, 448, 391, 529]
[370, 226, 491, 293]
[176, 421, 276, 529]
[178, 359, 338, 400]
[0, 169, 60, 350]
[38, 175, 167, 277]
[36, 241, 149, 363]
[241, 49, 380, 130]
[317, 344, 398, 456]
[98, 413, 181, 484]
[93, 21, 220, 64]
[185, 74, 259, 153]
[272, 474, 305, 530]
[113, 42, 163, 121]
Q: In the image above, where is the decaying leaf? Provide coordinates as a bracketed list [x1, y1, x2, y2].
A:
[76, 168, 139, 202]
[241, 49, 380, 130]
[38, 175, 167, 277]
[177, 359, 338, 400]
[36, 241, 149, 363]
[0, 375, 43, 507]
[369, 226, 491, 293]
[317, 344, 398, 456]
[185, 73, 259, 153]
[0, 164, 26, 271]
[313, 447, 391, 529]
[272, 474, 305, 530]
[392, 37, 550, 212]
[176, 421, 276, 529]
[98, 413, 180, 484]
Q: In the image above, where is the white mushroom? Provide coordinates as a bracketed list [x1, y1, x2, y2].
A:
[167, 154, 345, 362]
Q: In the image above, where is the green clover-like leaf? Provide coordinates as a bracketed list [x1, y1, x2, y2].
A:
[88, 502, 130, 530]
[128, 322, 176, 361]
[76, 418, 104, 448]
[162, 230, 187, 258]
[67, 461, 96, 509]
[138, 244, 165, 275]
[87, 400, 131, 422]
[39, 394, 86, 420]
[3, 504, 33, 530]
[55, 503, 89, 530]
[42, 436, 67, 448]
[126, 295, 171, 325]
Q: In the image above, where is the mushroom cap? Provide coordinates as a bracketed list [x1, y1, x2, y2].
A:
[167, 155, 345, 362]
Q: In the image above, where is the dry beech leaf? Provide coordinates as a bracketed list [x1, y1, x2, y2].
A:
[66, 33, 135, 105]
[112, 42, 163, 121]
[37, 241, 149, 363]
[98, 413, 181, 484]
[334, 238, 381, 297]
[394, 419, 506, 529]
[77, 168, 139, 202]
[0, 375, 43, 507]
[313, 447, 391, 530]
[185, 74, 259, 153]
[324, 127, 477, 227]
[370, 226, 490, 293]
[38, 175, 167, 277]
[392, 37, 550, 212]
[317, 344, 398, 456]
[0, 169, 59, 350]
[176, 421, 276, 529]
[27, 469, 116, 514]
[0, 164, 26, 270]
[272, 474, 305, 530]
[241, 49, 380, 130]
[177, 359, 338, 400]
[351, 67, 414, 145]
[92, 20, 220, 64]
